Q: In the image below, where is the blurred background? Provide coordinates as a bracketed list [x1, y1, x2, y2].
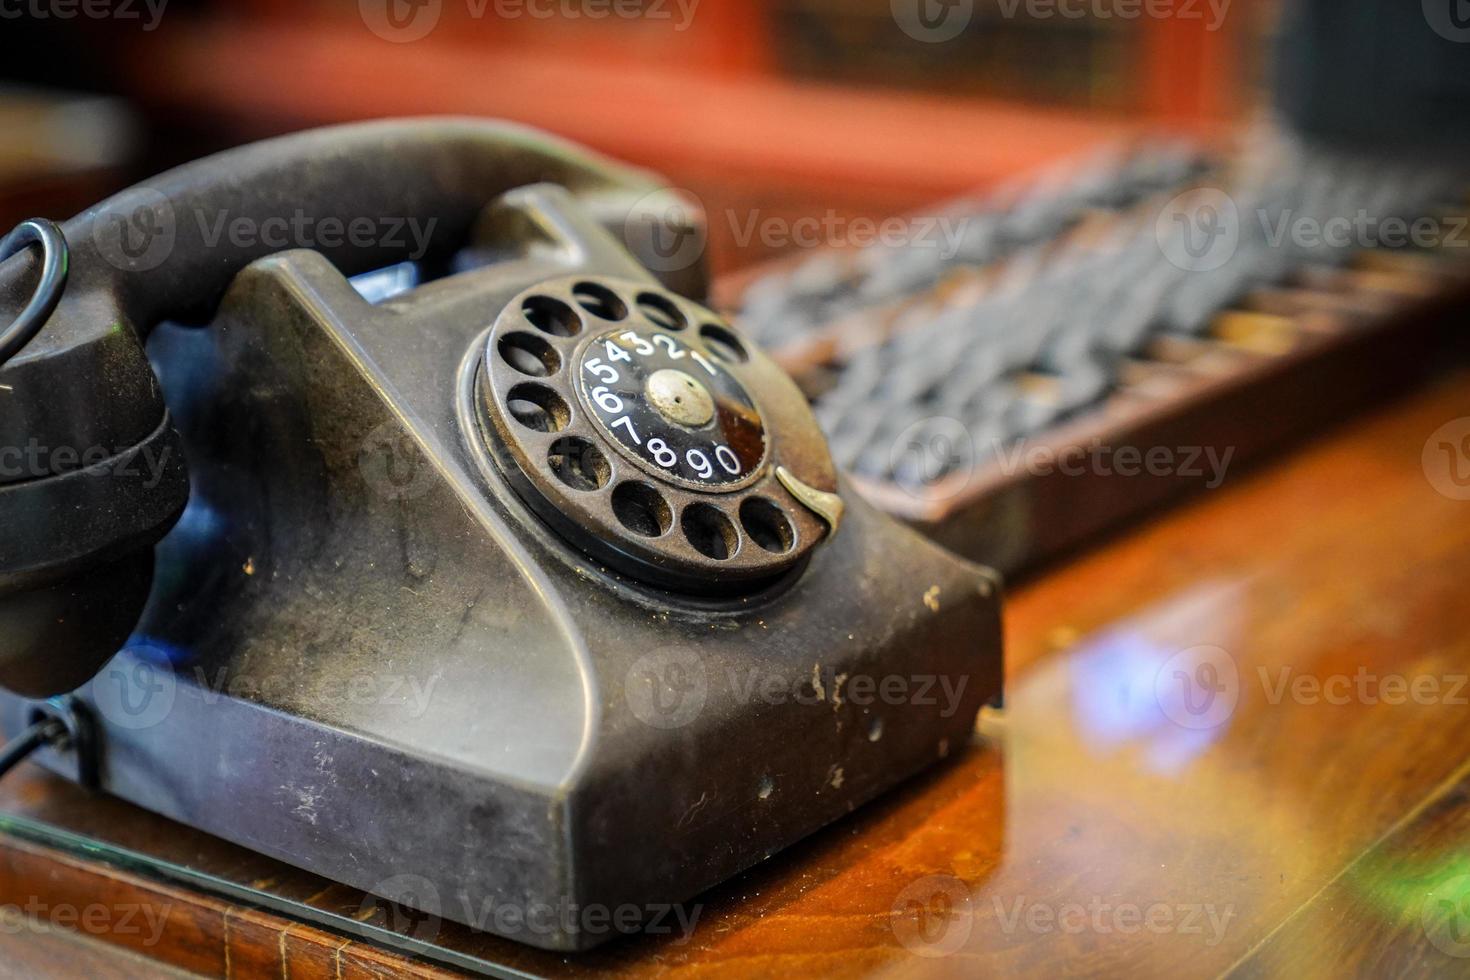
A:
[0, 0, 1277, 275]
[6, 0, 1468, 562]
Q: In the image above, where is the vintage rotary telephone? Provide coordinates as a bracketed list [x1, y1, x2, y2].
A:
[0, 119, 1002, 951]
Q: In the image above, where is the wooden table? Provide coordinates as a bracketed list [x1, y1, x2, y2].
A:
[2, 368, 1468, 978]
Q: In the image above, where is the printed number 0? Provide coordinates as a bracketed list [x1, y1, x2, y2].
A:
[715, 445, 740, 475]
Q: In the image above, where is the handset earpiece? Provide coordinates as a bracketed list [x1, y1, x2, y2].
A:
[0, 118, 701, 696]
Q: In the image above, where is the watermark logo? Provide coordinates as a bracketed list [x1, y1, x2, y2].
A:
[994, 0, 1231, 30]
[887, 423, 1238, 502]
[623, 189, 707, 275]
[993, 895, 1235, 946]
[1424, 875, 1470, 957]
[89, 656, 178, 731]
[1260, 210, 1469, 252]
[193, 666, 443, 717]
[0, 439, 176, 489]
[1258, 666, 1468, 707]
[92, 187, 176, 273]
[0, 899, 170, 946]
[1157, 188, 1239, 273]
[1155, 645, 1238, 730]
[890, 874, 974, 957]
[993, 439, 1235, 488]
[1423, 418, 1470, 501]
[1424, 0, 1470, 42]
[363, 874, 444, 942]
[359, 421, 439, 501]
[890, 417, 975, 502]
[90, 197, 439, 271]
[360, 0, 443, 41]
[0, 0, 169, 31]
[892, 0, 974, 42]
[361, 0, 700, 40]
[625, 647, 707, 729]
[727, 209, 969, 258]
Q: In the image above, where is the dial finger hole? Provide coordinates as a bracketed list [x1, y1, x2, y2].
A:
[506, 383, 571, 433]
[498, 332, 560, 377]
[700, 323, 748, 364]
[523, 295, 581, 337]
[682, 503, 738, 561]
[548, 437, 610, 491]
[573, 282, 628, 321]
[740, 497, 795, 554]
[611, 481, 673, 538]
[636, 292, 687, 331]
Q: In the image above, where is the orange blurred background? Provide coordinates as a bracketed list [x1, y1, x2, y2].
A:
[1, 0, 1275, 274]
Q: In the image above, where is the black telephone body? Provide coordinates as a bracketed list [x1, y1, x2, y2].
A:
[0, 120, 1003, 951]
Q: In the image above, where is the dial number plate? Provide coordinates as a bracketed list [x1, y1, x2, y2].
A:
[578, 328, 766, 491]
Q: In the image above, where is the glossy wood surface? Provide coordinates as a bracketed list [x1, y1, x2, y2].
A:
[1, 368, 1468, 977]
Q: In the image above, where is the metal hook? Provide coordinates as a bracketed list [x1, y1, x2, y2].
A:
[0, 218, 69, 368]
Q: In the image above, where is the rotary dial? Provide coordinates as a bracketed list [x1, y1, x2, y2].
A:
[476, 275, 840, 594]
[577, 327, 766, 491]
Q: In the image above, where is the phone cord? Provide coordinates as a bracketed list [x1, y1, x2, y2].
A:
[0, 218, 69, 368]
[0, 718, 66, 782]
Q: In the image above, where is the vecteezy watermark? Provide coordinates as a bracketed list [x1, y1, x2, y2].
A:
[90, 193, 439, 273]
[995, 0, 1230, 29]
[889, 876, 1235, 957]
[625, 647, 709, 730]
[620, 191, 971, 273]
[89, 656, 179, 731]
[1423, 418, 1470, 501]
[892, 0, 973, 42]
[1423, 875, 1470, 958]
[1157, 189, 1470, 272]
[891, 874, 974, 957]
[621, 188, 708, 276]
[89, 655, 444, 731]
[1156, 187, 1241, 273]
[1259, 666, 1470, 708]
[0, 0, 167, 30]
[193, 667, 443, 717]
[359, 420, 440, 502]
[1155, 645, 1240, 730]
[726, 210, 970, 260]
[0, 439, 175, 489]
[1424, 0, 1470, 43]
[360, 874, 702, 945]
[625, 650, 971, 729]
[992, 895, 1236, 947]
[892, 0, 1229, 43]
[889, 417, 975, 503]
[992, 440, 1235, 489]
[0, 900, 170, 946]
[727, 665, 971, 718]
[887, 417, 1237, 503]
[1256, 210, 1470, 253]
[1155, 646, 1470, 730]
[91, 188, 176, 273]
[360, 0, 701, 43]
[193, 209, 438, 260]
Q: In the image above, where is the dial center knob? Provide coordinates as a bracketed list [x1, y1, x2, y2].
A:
[646, 369, 715, 428]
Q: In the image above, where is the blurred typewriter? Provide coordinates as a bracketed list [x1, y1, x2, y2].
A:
[721, 128, 1470, 573]
[720, 0, 1470, 574]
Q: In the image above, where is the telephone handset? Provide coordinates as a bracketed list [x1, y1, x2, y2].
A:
[0, 118, 705, 694]
[0, 120, 1002, 951]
